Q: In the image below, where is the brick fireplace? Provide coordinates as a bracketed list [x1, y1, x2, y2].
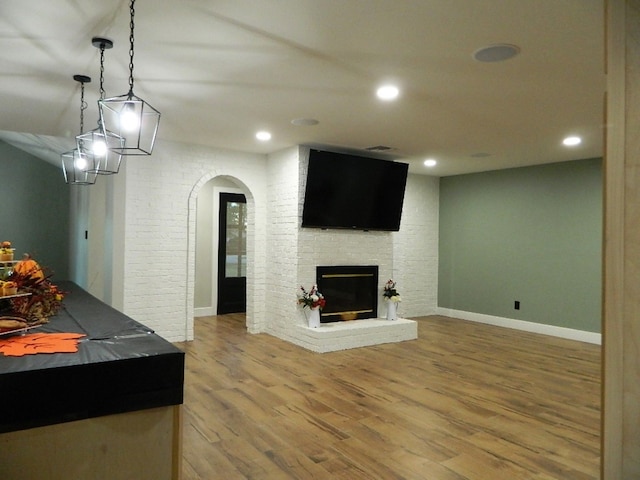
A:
[295, 265, 417, 353]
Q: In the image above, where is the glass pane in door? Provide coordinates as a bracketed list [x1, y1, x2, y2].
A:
[224, 201, 247, 278]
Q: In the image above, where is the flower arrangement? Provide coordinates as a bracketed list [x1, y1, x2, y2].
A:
[297, 284, 326, 310]
[4, 273, 65, 323]
[383, 279, 401, 303]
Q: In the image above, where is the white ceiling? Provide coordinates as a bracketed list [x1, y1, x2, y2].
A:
[0, 0, 604, 176]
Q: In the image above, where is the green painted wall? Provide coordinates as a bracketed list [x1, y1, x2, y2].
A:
[0, 140, 70, 280]
[438, 158, 602, 333]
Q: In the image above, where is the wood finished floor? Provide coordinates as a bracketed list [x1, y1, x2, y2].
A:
[175, 315, 601, 479]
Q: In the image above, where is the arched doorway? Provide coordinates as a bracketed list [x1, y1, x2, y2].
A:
[187, 173, 263, 340]
[193, 178, 247, 317]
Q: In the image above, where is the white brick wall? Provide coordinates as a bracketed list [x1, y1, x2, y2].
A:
[108, 141, 439, 348]
[118, 140, 267, 342]
[393, 174, 440, 318]
[264, 146, 301, 339]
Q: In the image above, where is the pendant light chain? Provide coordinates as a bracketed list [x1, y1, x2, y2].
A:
[79, 81, 87, 135]
[99, 43, 106, 101]
[96, 40, 107, 130]
[128, 0, 136, 95]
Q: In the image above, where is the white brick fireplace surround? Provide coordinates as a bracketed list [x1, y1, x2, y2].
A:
[296, 318, 418, 353]
[263, 146, 435, 352]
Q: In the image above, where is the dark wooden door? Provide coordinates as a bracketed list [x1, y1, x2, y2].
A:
[217, 193, 247, 314]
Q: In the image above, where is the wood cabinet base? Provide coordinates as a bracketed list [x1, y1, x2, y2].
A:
[0, 405, 182, 480]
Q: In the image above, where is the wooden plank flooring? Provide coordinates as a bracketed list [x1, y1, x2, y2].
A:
[175, 315, 601, 479]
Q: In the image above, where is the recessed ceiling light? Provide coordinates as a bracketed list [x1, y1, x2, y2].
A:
[376, 85, 399, 101]
[291, 118, 319, 126]
[563, 136, 582, 146]
[424, 159, 437, 167]
[473, 44, 520, 63]
[256, 131, 271, 141]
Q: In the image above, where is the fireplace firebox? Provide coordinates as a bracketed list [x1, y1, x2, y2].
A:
[316, 265, 378, 323]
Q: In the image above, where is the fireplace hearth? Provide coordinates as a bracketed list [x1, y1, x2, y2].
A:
[316, 265, 378, 323]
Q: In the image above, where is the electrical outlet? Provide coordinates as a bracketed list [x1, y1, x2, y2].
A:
[514, 300, 520, 310]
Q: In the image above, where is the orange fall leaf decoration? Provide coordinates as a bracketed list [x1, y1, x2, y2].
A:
[0, 333, 85, 357]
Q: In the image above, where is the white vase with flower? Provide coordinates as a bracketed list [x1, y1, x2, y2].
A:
[297, 284, 326, 328]
[383, 279, 401, 321]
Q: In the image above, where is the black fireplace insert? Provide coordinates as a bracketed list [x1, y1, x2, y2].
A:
[316, 265, 379, 323]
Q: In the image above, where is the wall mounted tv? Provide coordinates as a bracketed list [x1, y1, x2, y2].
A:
[301, 149, 409, 231]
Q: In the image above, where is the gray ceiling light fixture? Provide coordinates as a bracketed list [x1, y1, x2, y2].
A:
[61, 75, 98, 186]
[98, 0, 160, 155]
[76, 37, 125, 175]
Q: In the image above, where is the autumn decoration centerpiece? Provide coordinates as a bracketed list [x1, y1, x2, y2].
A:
[0, 252, 65, 332]
[297, 284, 326, 328]
[383, 279, 401, 321]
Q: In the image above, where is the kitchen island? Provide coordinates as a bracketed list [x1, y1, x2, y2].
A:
[0, 282, 185, 480]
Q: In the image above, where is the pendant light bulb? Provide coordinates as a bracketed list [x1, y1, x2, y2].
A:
[120, 103, 141, 131]
[93, 139, 108, 156]
[74, 155, 88, 170]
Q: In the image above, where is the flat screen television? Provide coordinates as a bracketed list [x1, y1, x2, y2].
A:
[301, 149, 409, 231]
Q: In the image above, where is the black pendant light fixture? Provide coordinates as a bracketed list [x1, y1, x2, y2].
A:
[76, 37, 125, 175]
[61, 75, 99, 186]
[99, 0, 160, 155]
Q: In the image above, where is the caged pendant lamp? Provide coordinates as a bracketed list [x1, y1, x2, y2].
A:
[98, 0, 160, 155]
[61, 75, 98, 185]
[76, 37, 125, 175]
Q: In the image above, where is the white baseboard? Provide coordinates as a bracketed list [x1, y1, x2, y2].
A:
[194, 307, 215, 317]
[435, 307, 601, 345]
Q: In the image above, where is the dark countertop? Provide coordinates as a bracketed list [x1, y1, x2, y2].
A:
[0, 281, 184, 433]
